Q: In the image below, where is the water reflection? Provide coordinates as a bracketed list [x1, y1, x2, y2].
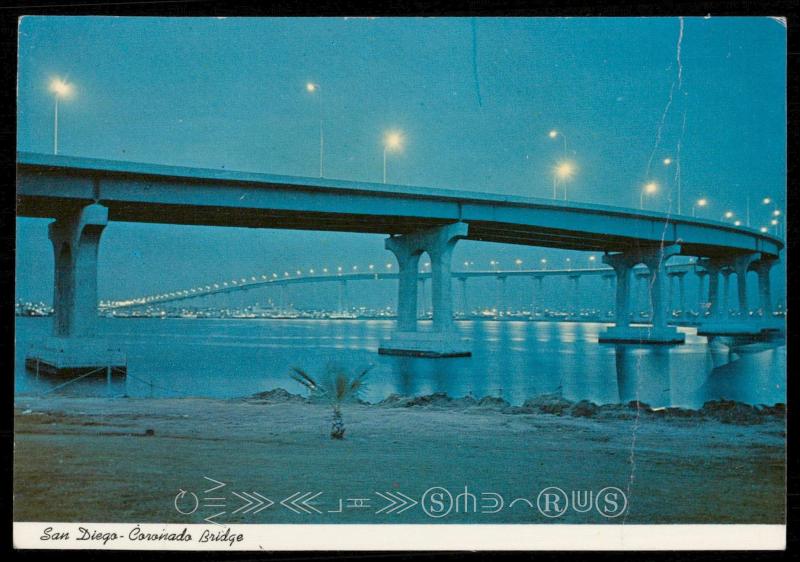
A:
[15, 317, 785, 408]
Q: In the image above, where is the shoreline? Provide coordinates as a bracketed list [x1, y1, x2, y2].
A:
[14, 391, 785, 525]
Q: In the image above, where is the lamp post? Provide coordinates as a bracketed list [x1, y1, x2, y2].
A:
[640, 181, 658, 210]
[554, 161, 576, 201]
[692, 198, 708, 218]
[49, 78, 73, 155]
[549, 129, 567, 157]
[306, 82, 324, 177]
[383, 131, 403, 184]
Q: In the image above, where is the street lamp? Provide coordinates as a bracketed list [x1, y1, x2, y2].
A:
[540, 258, 547, 270]
[692, 198, 708, 218]
[49, 78, 73, 155]
[663, 157, 672, 166]
[723, 211, 734, 220]
[305, 81, 324, 177]
[383, 130, 403, 184]
[588, 255, 596, 268]
[515, 258, 523, 270]
[548, 129, 567, 157]
[640, 181, 658, 210]
[734, 220, 742, 227]
[554, 161, 576, 201]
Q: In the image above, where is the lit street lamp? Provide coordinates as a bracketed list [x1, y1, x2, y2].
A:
[515, 258, 523, 270]
[49, 78, 73, 155]
[640, 181, 658, 210]
[692, 198, 708, 218]
[548, 129, 567, 157]
[540, 258, 547, 270]
[383, 131, 403, 184]
[554, 161, 576, 201]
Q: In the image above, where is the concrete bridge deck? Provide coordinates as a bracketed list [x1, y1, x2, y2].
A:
[17, 152, 783, 365]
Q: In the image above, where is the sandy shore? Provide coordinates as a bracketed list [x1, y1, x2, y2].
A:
[14, 392, 785, 524]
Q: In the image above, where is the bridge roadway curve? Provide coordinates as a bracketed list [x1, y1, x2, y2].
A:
[17, 152, 783, 259]
[107, 265, 690, 310]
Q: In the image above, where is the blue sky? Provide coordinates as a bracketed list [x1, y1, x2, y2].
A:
[16, 17, 786, 302]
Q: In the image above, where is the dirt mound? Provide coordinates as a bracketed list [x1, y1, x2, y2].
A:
[250, 388, 307, 403]
[699, 399, 784, 425]
[521, 394, 573, 416]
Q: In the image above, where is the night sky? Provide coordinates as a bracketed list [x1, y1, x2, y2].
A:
[16, 17, 786, 304]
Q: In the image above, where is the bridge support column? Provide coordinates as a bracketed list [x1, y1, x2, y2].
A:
[379, 223, 470, 357]
[599, 245, 684, 344]
[755, 258, 776, 317]
[695, 269, 708, 317]
[25, 204, 127, 376]
[733, 253, 759, 319]
[697, 253, 772, 337]
[531, 276, 543, 317]
[497, 275, 507, 315]
[675, 271, 687, 319]
[722, 271, 732, 318]
[458, 277, 468, 317]
[337, 280, 348, 314]
[568, 274, 581, 317]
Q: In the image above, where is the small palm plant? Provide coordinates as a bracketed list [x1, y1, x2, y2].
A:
[290, 363, 372, 440]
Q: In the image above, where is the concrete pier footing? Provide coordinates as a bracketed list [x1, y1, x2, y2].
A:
[598, 326, 685, 344]
[378, 331, 472, 358]
[25, 337, 127, 377]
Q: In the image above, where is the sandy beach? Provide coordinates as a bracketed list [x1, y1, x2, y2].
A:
[14, 391, 785, 524]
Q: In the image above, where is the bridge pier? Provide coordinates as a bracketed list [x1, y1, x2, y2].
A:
[697, 253, 779, 337]
[531, 275, 543, 317]
[458, 276, 468, 317]
[337, 280, 348, 313]
[599, 245, 685, 344]
[25, 204, 126, 376]
[379, 222, 471, 357]
[673, 271, 687, 319]
[695, 269, 708, 317]
[497, 275, 508, 315]
[568, 274, 581, 317]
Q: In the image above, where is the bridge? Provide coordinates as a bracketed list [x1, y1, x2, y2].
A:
[105, 264, 705, 320]
[17, 151, 783, 370]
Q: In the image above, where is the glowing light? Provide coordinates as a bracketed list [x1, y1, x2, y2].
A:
[644, 181, 658, 194]
[50, 78, 73, 97]
[589, 255, 596, 261]
[734, 220, 742, 226]
[555, 161, 575, 180]
[762, 197, 771, 205]
[548, 130, 558, 139]
[724, 211, 734, 219]
[773, 209, 781, 216]
[697, 198, 708, 207]
[384, 131, 403, 151]
[771, 219, 778, 226]
[663, 158, 672, 165]
[386, 263, 392, 269]
[306, 82, 317, 93]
